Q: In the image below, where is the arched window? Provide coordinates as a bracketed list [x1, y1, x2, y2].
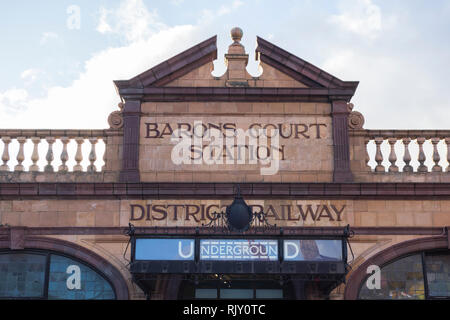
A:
[0, 250, 116, 300]
[358, 251, 450, 300]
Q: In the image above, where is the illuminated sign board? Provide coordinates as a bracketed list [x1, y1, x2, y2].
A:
[283, 240, 342, 261]
[135, 239, 195, 261]
[134, 238, 343, 262]
[200, 240, 278, 261]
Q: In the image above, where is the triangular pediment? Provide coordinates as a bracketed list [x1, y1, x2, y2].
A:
[114, 34, 358, 100]
[162, 57, 310, 88]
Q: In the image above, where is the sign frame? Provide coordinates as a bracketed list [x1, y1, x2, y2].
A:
[129, 233, 349, 276]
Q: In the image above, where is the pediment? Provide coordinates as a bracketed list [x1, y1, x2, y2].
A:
[114, 34, 358, 99]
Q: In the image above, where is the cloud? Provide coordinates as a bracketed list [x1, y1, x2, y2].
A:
[96, 0, 166, 43]
[329, 0, 383, 39]
[21, 69, 41, 84]
[322, 49, 450, 129]
[217, 0, 244, 16]
[198, 0, 244, 25]
[0, 88, 29, 114]
[40, 32, 58, 45]
[1, 0, 448, 134]
[0, 27, 202, 129]
[0, 0, 207, 129]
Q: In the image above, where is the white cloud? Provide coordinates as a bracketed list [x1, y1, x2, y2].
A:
[217, 0, 244, 16]
[40, 32, 58, 45]
[0, 26, 203, 129]
[1, 0, 448, 134]
[97, 8, 113, 34]
[198, 0, 244, 25]
[330, 0, 383, 39]
[21, 69, 41, 84]
[96, 0, 166, 43]
[0, 88, 29, 113]
[0, 0, 208, 129]
[322, 49, 450, 129]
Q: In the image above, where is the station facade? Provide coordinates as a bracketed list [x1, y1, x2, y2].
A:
[0, 28, 449, 300]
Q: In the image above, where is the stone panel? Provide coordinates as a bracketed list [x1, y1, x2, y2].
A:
[1, 199, 449, 229]
[138, 106, 333, 183]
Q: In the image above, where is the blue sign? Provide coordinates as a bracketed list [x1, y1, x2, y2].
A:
[200, 239, 278, 261]
[135, 239, 195, 261]
[134, 238, 343, 262]
[283, 240, 342, 261]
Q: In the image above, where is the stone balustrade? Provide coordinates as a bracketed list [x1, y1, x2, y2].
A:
[351, 130, 450, 173]
[0, 130, 110, 174]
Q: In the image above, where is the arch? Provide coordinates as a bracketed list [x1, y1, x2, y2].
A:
[0, 236, 129, 300]
[344, 235, 449, 300]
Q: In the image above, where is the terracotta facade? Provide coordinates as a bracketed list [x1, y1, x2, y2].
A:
[0, 29, 449, 300]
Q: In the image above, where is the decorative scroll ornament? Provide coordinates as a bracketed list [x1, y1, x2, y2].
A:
[108, 102, 124, 129]
[347, 103, 365, 129]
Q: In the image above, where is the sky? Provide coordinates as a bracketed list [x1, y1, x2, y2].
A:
[0, 0, 449, 130]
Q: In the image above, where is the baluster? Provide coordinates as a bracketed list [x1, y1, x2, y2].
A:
[87, 138, 98, 172]
[388, 138, 398, 172]
[15, 137, 27, 172]
[29, 137, 41, 171]
[59, 137, 69, 172]
[374, 137, 385, 172]
[431, 137, 442, 172]
[416, 137, 428, 172]
[73, 138, 84, 172]
[0, 137, 11, 171]
[446, 138, 450, 172]
[44, 137, 55, 172]
[364, 137, 371, 171]
[402, 138, 413, 172]
[102, 138, 107, 171]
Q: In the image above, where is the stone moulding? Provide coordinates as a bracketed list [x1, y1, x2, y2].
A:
[0, 182, 450, 199]
[0, 226, 445, 237]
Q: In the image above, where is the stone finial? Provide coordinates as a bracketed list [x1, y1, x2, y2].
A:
[231, 27, 243, 43]
[225, 27, 249, 87]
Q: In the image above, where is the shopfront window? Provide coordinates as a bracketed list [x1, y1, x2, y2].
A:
[358, 251, 450, 300]
[193, 286, 285, 300]
[359, 254, 425, 300]
[425, 254, 450, 298]
[0, 253, 46, 298]
[0, 251, 115, 300]
[180, 276, 292, 299]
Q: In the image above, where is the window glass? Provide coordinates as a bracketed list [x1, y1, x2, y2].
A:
[195, 289, 218, 299]
[48, 254, 115, 300]
[220, 289, 253, 299]
[255, 289, 283, 299]
[0, 253, 46, 298]
[359, 254, 425, 300]
[425, 254, 450, 298]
